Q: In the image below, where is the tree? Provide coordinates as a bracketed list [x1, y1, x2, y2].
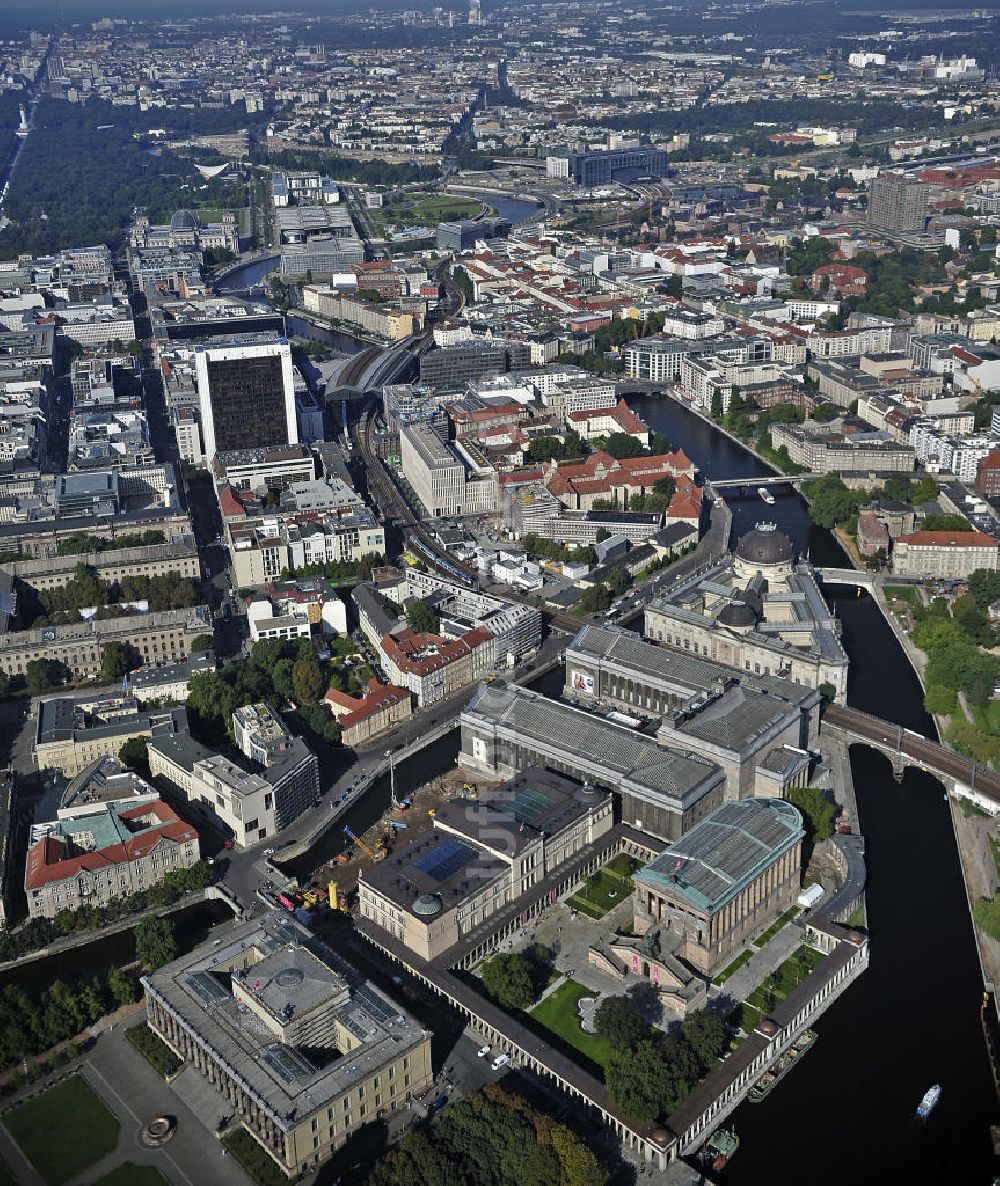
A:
[249, 638, 286, 672]
[920, 513, 971, 532]
[594, 996, 651, 1051]
[24, 658, 65, 695]
[967, 568, 1000, 611]
[0, 671, 8, 699]
[100, 641, 133, 683]
[606, 566, 631, 598]
[787, 785, 836, 852]
[605, 1040, 678, 1122]
[406, 600, 439, 634]
[811, 402, 840, 422]
[926, 642, 999, 708]
[577, 584, 612, 614]
[650, 431, 672, 455]
[710, 389, 723, 419]
[602, 433, 644, 460]
[134, 917, 177, 971]
[189, 634, 213, 653]
[119, 736, 149, 773]
[681, 1009, 729, 1067]
[291, 658, 324, 705]
[272, 658, 296, 701]
[481, 952, 536, 1011]
[924, 684, 958, 716]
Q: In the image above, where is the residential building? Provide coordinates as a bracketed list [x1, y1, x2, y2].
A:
[143, 913, 433, 1177]
[866, 174, 929, 233]
[381, 626, 494, 707]
[632, 799, 804, 977]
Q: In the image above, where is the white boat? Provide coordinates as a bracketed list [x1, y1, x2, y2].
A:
[916, 1084, 941, 1118]
[758, 487, 776, 505]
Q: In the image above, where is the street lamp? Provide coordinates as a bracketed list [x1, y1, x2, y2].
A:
[385, 749, 397, 807]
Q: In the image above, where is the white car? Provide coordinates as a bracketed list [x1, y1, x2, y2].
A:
[490, 1054, 510, 1071]
[476, 1045, 491, 1058]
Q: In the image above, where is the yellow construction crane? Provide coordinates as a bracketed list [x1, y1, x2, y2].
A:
[344, 825, 385, 862]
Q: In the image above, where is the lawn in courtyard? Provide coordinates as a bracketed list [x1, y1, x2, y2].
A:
[93, 1167, 170, 1186]
[528, 980, 616, 1075]
[566, 857, 640, 920]
[3, 1075, 120, 1186]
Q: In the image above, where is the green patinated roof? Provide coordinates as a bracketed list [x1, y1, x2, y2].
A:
[635, 798, 804, 915]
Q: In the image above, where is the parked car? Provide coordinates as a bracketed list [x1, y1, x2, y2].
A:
[491, 1054, 510, 1071]
[476, 1045, 491, 1058]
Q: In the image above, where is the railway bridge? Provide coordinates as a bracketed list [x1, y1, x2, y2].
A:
[822, 702, 1000, 807]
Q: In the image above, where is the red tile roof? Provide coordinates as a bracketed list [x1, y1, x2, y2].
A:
[325, 678, 411, 728]
[898, 530, 997, 549]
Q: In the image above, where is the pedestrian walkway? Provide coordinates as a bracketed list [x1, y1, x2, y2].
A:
[707, 921, 803, 1010]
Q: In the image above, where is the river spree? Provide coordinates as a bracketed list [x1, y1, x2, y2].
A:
[627, 391, 997, 1184]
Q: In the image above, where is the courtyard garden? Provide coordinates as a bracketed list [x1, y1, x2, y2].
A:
[567, 855, 642, 920]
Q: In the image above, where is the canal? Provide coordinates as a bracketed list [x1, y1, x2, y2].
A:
[0, 899, 234, 993]
[627, 392, 997, 1184]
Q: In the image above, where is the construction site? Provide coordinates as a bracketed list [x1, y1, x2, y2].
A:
[285, 764, 502, 922]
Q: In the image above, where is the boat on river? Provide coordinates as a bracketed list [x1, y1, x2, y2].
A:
[758, 486, 776, 504]
[699, 1128, 739, 1172]
[917, 1084, 942, 1118]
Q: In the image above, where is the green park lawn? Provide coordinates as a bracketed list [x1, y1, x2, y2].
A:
[374, 193, 481, 228]
[92, 1168, 170, 1186]
[974, 700, 1000, 736]
[529, 980, 616, 1075]
[3, 1075, 120, 1186]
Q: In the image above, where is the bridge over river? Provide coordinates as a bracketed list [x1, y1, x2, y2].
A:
[822, 702, 1000, 807]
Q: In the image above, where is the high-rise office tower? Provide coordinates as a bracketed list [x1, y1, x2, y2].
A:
[866, 174, 929, 233]
[194, 336, 298, 460]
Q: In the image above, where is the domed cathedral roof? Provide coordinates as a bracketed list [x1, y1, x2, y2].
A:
[717, 599, 759, 629]
[735, 523, 795, 567]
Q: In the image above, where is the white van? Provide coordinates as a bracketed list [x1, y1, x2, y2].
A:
[491, 1054, 510, 1071]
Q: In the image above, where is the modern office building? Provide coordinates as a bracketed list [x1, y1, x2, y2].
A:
[194, 336, 298, 461]
[632, 799, 804, 977]
[866, 174, 929, 233]
[399, 424, 496, 518]
[143, 912, 433, 1178]
[644, 526, 849, 702]
[436, 217, 511, 252]
[360, 767, 613, 961]
[418, 341, 531, 390]
[148, 715, 319, 848]
[460, 681, 726, 840]
[567, 147, 669, 187]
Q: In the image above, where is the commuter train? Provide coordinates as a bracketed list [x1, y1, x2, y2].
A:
[406, 532, 480, 590]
